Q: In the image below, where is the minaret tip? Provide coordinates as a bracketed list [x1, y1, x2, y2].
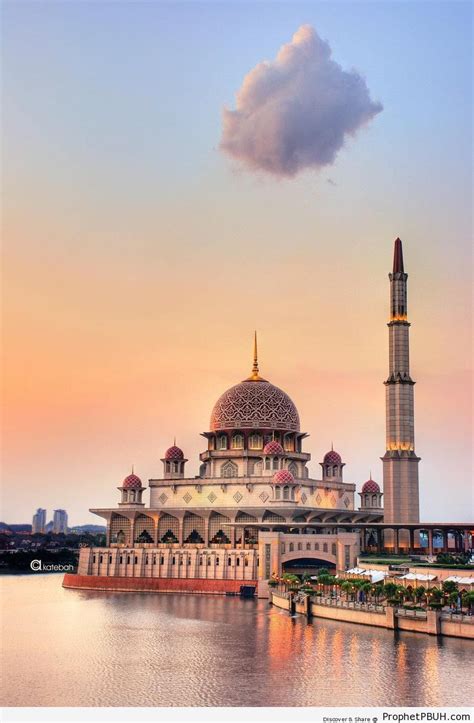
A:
[393, 237, 404, 273]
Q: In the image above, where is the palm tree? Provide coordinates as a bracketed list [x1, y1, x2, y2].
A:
[341, 580, 352, 600]
[384, 582, 398, 600]
[414, 585, 426, 605]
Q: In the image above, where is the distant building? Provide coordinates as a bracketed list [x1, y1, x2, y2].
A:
[32, 508, 46, 534]
[53, 509, 68, 534]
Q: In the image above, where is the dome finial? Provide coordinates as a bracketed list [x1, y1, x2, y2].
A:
[247, 330, 263, 381]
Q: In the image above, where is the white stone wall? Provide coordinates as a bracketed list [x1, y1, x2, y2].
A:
[149, 477, 354, 511]
[82, 546, 258, 581]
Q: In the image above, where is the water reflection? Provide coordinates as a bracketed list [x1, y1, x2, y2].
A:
[1, 575, 472, 707]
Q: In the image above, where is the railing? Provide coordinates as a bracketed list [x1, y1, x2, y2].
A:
[396, 608, 427, 619]
[441, 612, 474, 624]
[311, 596, 385, 614]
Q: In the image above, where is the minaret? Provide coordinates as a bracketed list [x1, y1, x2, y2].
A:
[382, 238, 420, 548]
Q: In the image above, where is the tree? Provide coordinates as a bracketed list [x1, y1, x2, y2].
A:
[414, 585, 426, 604]
[442, 580, 458, 595]
[341, 581, 353, 600]
[384, 582, 398, 599]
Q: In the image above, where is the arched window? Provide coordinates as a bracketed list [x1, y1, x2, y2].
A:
[275, 487, 281, 500]
[218, 435, 228, 450]
[221, 460, 238, 478]
[323, 543, 328, 553]
[134, 514, 154, 544]
[372, 494, 377, 506]
[289, 543, 294, 552]
[174, 462, 180, 473]
[265, 459, 271, 470]
[284, 436, 294, 452]
[315, 543, 319, 550]
[332, 543, 337, 555]
[183, 513, 205, 544]
[209, 512, 231, 544]
[110, 514, 130, 545]
[332, 466, 338, 476]
[306, 542, 311, 550]
[166, 461, 171, 472]
[288, 461, 298, 477]
[283, 486, 290, 500]
[158, 514, 179, 543]
[248, 433, 262, 450]
[231, 434, 244, 449]
[326, 465, 331, 477]
[297, 543, 302, 551]
[273, 458, 279, 470]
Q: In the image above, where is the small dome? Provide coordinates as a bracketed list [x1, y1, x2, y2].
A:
[122, 473, 142, 490]
[272, 469, 295, 485]
[263, 440, 284, 455]
[323, 449, 342, 465]
[362, 478, 380, 494]
[165, 445, 184, 461]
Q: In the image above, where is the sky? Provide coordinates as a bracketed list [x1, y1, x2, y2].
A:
[1, 1, 472, 525]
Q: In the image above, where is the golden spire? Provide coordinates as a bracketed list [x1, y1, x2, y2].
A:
[247, 330, 263, 381]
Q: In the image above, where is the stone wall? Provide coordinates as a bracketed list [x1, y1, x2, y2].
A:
[63, 574, 256, 596]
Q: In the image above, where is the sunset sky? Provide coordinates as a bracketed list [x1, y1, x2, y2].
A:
[2, 1, 472, 525]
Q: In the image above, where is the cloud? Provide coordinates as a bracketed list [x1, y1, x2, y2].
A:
[220, 25, 383, 178]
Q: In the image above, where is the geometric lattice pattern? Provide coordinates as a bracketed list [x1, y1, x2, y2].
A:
[134, 514, 154, 543]
[110, 514, 130, 545]
[158, 514, 179, 543]
[210, 379, 300, 432]
[209, 512, 231, 544]
[183, 513, 204, 544]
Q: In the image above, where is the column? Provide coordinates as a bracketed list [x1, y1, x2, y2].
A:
[442, 530, 448, 553]
[105, 520, 111, 547]
[204, 518, 209, 547]
[129, 517, 135, 547]
[464, 529, 471, 552]
[154, 517, 160, 545]
[428, 529, 433, 556]
[394, 528, 399, 556]
[409, 529, 414, 553]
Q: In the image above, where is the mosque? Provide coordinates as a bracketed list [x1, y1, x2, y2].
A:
[66, 238, 430, 597]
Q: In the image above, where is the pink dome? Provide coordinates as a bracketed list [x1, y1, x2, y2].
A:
[263, 440, 284, 455]
[272, 469, 295, 485]
[323, 449, 342, 465]
[362, 478, 380, 494]
[165, 445, 184, 461]
[122, 473, 142, 490]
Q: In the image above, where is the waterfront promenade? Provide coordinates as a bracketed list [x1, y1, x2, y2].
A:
[271, 590, 474, 639]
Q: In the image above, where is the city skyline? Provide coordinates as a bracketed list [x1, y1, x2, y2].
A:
[2, 1, 472, 526]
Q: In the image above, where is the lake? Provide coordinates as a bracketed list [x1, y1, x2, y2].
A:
[1, 574, 472, 707]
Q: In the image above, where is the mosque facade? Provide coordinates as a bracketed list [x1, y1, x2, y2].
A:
[70, 238, 421, 597]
